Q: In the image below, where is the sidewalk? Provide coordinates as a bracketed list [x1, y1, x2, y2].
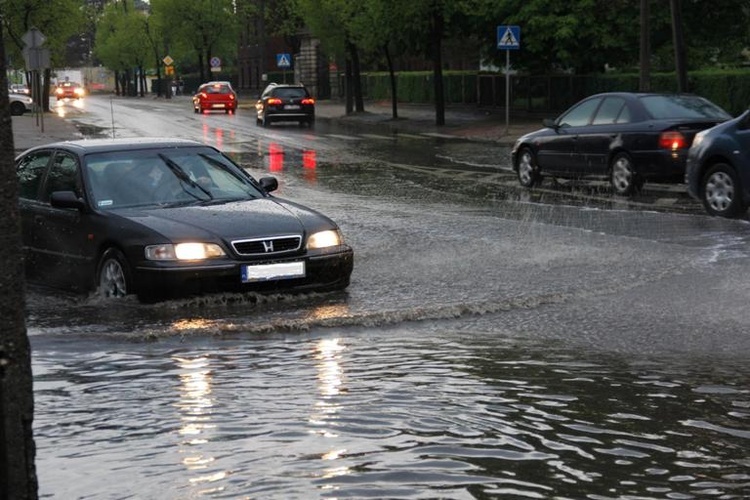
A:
[11, 98, 544, 153]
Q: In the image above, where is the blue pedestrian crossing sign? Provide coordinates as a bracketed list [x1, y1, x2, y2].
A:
[497, 25, 521, 50]
[276, 53, 292, 69]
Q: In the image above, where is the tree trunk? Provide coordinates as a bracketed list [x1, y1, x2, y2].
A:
[639, 0, 651, 92]
[384, 44, 398, 119]
[431, 8, 445, 126]
[0, 30, 38, 500]
[344, 58, 353, 114]
[670, 0, 688, 92]
[349, 42, 364, 113]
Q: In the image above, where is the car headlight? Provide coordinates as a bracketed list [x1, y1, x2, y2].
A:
[145, 243, 226, 261]
[692, 130, 706, 149]
[307, 230, 342, 250]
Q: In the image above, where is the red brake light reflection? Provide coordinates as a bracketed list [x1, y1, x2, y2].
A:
[659, 131, 686, 150]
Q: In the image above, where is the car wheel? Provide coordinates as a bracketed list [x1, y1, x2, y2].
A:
[516, 147, 541, 188]
[701, 163, 746, 217]
[96, 248, 132, 298]
[10, 101, 25, 116]
[610, 152, 641, 196]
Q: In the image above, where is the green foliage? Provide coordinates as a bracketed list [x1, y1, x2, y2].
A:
[1, 0, 86, 68]
[94, 1, 150, 71]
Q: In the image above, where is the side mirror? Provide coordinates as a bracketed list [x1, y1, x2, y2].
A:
[259, 176, 278, 193]
[50, 191, 85, 210]
[542, 118, 558, 129]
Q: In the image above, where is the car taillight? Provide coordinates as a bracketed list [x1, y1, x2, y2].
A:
[301, 98, 315, 105]
[55, 88, 63, 94]
[659, 131, 687, 150]
[267, 98, 282, 105]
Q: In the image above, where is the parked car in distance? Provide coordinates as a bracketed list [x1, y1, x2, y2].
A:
[685, 109, 750, 217]
[55, 81, 84, 100]
[9, 83, 31, 95]
[8, 92, 33, 115]
[192, 81, 237, 114]
[511, 92, 732, 195]
[256, 83, 315, 127]
[15, 138, 354, 302]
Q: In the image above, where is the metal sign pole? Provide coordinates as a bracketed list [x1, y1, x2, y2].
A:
[505, 50, 510, 134]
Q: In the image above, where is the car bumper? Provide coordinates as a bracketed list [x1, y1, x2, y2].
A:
[631, 149, 688, 181]
[265, 107, 315, 121]
[132, 246, 353, 296]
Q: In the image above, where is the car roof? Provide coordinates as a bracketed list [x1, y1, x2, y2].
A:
[18, 137, 207, 157]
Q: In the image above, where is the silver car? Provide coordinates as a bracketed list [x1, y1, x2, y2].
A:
[9, 92, 33, 116]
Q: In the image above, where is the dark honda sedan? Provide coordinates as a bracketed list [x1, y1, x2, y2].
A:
[511, 92, 731, 195]
[16, 138, 353, 302]
[686, 109, 750, 217]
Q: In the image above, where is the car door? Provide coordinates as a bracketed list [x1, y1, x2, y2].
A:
[17, 149, 54, 281]
[574, 96, 631, 177]
[30, 151, 95, 290]
[537, 97, 602, 176]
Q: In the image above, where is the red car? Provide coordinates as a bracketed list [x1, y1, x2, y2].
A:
[55, 81, 84, 100]
[192, 81, 238, 114]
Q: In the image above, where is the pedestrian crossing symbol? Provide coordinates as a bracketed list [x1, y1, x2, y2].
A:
[276, 53, 291, 69]
[497, 25, 521, 50]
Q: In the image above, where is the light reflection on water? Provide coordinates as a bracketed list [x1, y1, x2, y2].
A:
[31, 326, 750, 499]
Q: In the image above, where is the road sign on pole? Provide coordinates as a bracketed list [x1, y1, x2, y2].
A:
[496, 25, 521, 134]
[497, 25, 521, 50]
[276, 53, 291, 69]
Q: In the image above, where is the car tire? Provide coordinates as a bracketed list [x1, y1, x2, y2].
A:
[516, 147, 541, 188]
[701, 163, 746, 217]
[610, 152, 642, 196]
[96, 248, 132, 298]
[10, 101, 25, 116]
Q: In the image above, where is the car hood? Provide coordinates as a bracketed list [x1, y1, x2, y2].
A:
[114, 198, 325, 242]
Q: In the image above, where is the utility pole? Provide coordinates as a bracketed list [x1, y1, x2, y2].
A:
[670, 0, 688, 92]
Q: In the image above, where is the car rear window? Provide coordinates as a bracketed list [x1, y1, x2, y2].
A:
[205, 85, 232, 94]
[273, 88, 308, 98]
[640, 95, 731, 120]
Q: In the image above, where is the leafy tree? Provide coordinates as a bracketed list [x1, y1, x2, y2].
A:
[94, 0, 151, 96]
[151, 0, 239, 82]
[1, 0, 86, 110]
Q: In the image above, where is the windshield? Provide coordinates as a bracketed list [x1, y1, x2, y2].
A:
[84, 146, 265, 210]
[640, 95, 731, 120]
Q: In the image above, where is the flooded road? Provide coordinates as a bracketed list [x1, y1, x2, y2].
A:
[28, 97, 750, 498]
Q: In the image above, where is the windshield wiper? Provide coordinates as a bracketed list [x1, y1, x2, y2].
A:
[158, 154, 214, 201]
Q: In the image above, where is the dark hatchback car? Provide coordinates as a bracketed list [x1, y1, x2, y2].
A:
[16, 138, 353, 302]
[255, 83, 315, 127]
[686, 109, 750, 217]
[511, 92, 731, 195]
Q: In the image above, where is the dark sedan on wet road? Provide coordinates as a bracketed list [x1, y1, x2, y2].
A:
[16, 138, 353, 302]
[512, 92, 731, 195]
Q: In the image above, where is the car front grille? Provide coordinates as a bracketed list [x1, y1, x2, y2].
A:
[231, 235, 302, 256]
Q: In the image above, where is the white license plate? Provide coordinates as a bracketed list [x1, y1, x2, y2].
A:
[212, 103, 225, 108]
[284, 105, 300, 110]
[241, 262, 305, 282]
